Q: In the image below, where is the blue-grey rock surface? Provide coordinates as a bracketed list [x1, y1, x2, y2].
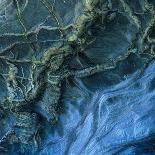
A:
[0, 0, 155, 154]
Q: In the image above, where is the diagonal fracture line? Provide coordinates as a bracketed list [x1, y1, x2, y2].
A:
[14, 0, 27, 35]
[40, 0, 63, 36]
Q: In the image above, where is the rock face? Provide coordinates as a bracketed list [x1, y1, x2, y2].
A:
[0, 0, 155, 154]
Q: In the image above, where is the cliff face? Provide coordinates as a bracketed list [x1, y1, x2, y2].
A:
[0, 0, 155, 154]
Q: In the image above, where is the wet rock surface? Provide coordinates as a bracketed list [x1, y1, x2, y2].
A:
[0, 0, 155, 154]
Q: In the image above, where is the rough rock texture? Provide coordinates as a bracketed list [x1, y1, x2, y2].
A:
[0, 0, 155, 154]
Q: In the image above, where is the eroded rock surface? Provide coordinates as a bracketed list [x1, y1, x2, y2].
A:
[0, 0, 155, 154]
